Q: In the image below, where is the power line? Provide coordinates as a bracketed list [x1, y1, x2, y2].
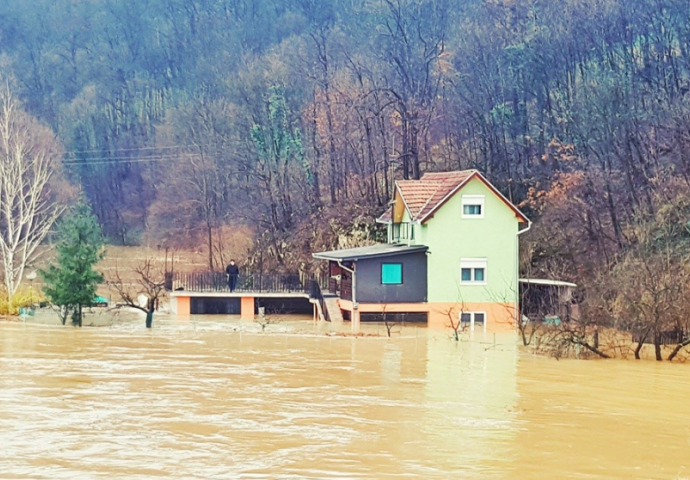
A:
[62, 152, 201, 165]
[64, 141, 246, 156]
[63, 144, 194, 155]
[61, 153, 202, 167]
[61, 143, 250, 166]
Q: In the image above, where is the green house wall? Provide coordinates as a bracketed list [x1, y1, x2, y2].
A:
[413, 177, 521, 304]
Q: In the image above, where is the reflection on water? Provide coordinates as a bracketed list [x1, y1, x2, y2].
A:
[0, 314, 688, 479]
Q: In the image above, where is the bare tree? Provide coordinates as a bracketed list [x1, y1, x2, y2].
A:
[379, 0, 449, 179]
[442, 302, 469, 342]
[0, 87, 65, 298]
[380, 304, 401, 337]
[608, 201, 690, 361]
[535, 319, 612, 359]
[109, 258, 166, 328]
[254, 306, 280, 332]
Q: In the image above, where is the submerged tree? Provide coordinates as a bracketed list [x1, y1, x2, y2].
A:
[610, 194, 690, 361]
[41, 203, 105, 326]
[109, 257, 166, 328]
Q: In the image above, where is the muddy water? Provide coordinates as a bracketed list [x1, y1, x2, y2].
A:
[1, 315, 688, 479]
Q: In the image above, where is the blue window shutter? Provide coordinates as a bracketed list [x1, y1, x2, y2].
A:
[382, 264, 402, 284]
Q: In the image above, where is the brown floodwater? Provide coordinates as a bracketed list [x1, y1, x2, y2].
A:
[1, 313, 689, 479]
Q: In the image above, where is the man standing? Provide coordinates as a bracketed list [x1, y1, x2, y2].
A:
[225, 260, 240, 292]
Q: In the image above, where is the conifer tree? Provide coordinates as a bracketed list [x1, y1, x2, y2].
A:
[41, 204, 104, 326]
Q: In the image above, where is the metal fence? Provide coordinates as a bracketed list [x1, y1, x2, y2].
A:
[169, 271, 327, 295]
[632, 328, 688, 346]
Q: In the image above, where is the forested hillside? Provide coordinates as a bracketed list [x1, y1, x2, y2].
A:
[1, 0, 690, 291]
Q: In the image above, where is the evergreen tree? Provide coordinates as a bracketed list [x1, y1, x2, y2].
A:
[41, 204, 105, 326]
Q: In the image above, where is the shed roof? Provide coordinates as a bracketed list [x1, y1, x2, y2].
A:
[519, 278, 577, 288]
[313, 243, 428, 262]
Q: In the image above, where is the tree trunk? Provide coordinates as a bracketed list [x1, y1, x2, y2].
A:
[634, 328, 649, 360]
[72, 304, 82, 327]
[574, 337, 610, 358]
[654, 333, 662, 361]
[309, 95, 323, 210]
[146, 310, 153, 329]
[634, 338, 645, 359]
[207, 223, 214, 271]
[667, 338, 690, 361]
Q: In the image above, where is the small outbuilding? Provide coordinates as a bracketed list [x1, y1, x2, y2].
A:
[519, 278, 578, 324]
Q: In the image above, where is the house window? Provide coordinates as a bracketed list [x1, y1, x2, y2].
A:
[381, 263, 403, 284]
[462, 195, 485, 218]
[460, 258, 487, 284]
[460, 312, 487, 332]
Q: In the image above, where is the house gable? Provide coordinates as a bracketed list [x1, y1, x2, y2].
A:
[393, 189, 406, 223]
[416, 170, 528, 224]
[379, 170, 528, 226]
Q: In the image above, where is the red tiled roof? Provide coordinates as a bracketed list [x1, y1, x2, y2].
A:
[415, 170, 475, 220]
[396, 179, 443, 218]
[378, 169, 529, 224]
[376, 206, 393, 223]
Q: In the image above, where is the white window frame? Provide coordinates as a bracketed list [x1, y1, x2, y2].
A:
[459, 311, 487, 333]
[400, 222, 409, 240]
[460, 258, 487, 285]
[461, 195, 485, 219]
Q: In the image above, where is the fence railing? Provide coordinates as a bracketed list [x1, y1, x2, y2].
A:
[632, 327, 688, 346]
[169, 271, 328, 295]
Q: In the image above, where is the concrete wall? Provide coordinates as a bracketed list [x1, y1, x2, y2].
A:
[355, 251, 427, 303]
[338, 298, 516, 332]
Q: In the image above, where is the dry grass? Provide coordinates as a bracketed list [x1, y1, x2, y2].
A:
[97, 246, 210, 302]
[2, 246, 210, 308]
[1, 245, 241, 318]
[99, 246, 208, 278]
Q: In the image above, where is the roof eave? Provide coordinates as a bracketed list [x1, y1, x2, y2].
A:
[312, 245, 428, 262]
[519, 278, 577, 288]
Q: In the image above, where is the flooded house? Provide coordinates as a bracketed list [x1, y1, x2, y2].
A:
[313, 170, 531, 332]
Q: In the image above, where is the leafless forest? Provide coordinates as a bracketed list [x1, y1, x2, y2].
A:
[1, 0, 690, 357]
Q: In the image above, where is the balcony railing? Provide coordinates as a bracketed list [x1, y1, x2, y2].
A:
[168, 271, 328, 295]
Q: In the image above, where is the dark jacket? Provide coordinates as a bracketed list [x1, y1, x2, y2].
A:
[225, 264, 240, 276]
